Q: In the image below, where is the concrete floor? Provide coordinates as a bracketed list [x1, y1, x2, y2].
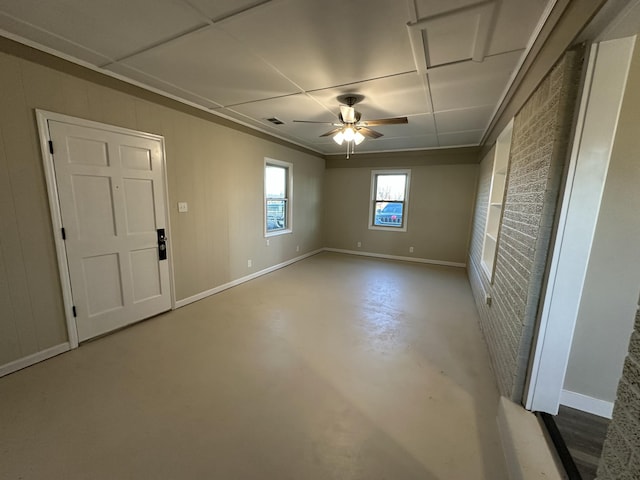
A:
[0, 252, 508, 479]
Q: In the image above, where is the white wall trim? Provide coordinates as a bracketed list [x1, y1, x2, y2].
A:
[36, 110, 80, 349]
[174, 249, 323, 308]
[560, 390, 614, 419]
[0, 343, 70, 378]
[324, 248, 466, 268]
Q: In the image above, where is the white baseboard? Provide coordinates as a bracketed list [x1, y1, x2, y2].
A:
[323, 248, 466, 268]
[175, 249, 323, 308]
[0, 343, 70, 378]
[560, 389, 614, 419]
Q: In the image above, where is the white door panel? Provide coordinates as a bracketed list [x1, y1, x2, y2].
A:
[48, 120, 170, 341]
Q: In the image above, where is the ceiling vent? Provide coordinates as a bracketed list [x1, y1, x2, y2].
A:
[266, 117, 284, 125]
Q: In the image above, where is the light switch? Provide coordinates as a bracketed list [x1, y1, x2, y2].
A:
[178, 202, 188, 213]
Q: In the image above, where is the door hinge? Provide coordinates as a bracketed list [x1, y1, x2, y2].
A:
[61, 227, 66, 240]
[48, 140, 54, 154]
[72, 306, 77, 317]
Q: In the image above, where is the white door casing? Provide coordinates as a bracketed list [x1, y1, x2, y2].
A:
[38, 111, 173, 344]
[524, 36, 635, 414]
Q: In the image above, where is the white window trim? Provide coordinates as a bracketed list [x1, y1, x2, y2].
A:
[368, 169, 411, 232]
[480, 119, 513, 282]
[264, 157, 293, 237]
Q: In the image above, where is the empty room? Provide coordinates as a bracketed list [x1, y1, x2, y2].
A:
[1, 1, 639, 479]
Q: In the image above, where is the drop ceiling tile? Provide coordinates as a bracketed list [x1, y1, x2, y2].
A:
[486, 0, 551, 55]
[227, 94, 337, 139]
[120, 26, 300, 106]
[377, 114, 436, 138]
[408, 0, 503, 74]
[186, 0, 272, 22]
[308, 72, 430, 118]
[356, 135, 440, 152]
[428, 50, 523, 111]
[0, 0, 206, 59]
[217, 0, 416, 91]
[413, 0, 551, 57]
[104, 63, 222, 109]
[420, 7, 485, 67]
[230, 93, 333, 124]
[213, 107, 323, 151]
[414, 0, 478, 19]
[0, 13, 112, 66]
[438, 129, 484, 146]
[435, 105, 494, 134]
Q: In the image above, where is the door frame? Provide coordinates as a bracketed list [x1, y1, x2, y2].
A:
[36, 110, 175, 349]
[524, 36, 636, 414]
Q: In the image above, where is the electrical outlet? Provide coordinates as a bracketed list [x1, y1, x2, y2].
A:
[357, 241, 362, 248]
[266, 239, 270, 246]
[409, 246, 414, 253]
[247, 259, 252, 268]
[177, 202, 188, 213]
[296, 245, 300, 252]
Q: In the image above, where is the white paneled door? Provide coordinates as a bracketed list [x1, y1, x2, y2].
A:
[46, 118, 171, 342]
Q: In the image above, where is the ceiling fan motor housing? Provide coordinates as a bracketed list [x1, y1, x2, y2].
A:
[337, 93, 364, 107]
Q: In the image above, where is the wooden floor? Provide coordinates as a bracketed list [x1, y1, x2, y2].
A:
[554, 406, 610, 479]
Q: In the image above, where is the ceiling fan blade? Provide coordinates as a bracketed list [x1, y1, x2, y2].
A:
[293, 120, 337, 125]
[358, 127, 383, 139]
[320, 127, 344, 137]
[340, 105, 356, 123]
[359, 117, 408, 126]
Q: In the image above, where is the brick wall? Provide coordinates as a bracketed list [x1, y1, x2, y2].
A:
[467, 49, 583, 400]
[597, 311, 640, 479]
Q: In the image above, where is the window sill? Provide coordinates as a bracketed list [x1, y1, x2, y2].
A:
[368, 225, 407, 232]
[265, 228, 292, 238]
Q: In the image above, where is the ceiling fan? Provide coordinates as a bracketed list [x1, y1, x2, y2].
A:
[293, 94, 408, 158]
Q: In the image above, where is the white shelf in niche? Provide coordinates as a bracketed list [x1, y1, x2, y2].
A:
[481, 119, 514, 283]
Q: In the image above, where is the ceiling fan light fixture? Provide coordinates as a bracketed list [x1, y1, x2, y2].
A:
[333, 131, 345, 145]
[343, 126, 356, 142]
[354, 131, 365, 145]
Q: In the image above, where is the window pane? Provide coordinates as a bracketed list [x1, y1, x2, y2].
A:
[266, 199, 287, 231]
[265, 165, 286, 198]
[376, 174, 406, 201]
[373, 201, 404, 227]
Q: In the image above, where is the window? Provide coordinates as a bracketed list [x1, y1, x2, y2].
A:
[265, 158, 292, 236]
[481, 119, 513, 282]
[369, 169, 411, 231]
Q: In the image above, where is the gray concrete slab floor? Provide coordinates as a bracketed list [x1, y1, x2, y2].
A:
[0, 252, 508, 479]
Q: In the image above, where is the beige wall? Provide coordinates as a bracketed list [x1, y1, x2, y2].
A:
[0, 46, 324, 366]
[564, 35, 640, 403]
[323, 159, 478, 264]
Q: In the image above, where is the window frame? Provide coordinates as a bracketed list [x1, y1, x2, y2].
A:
[481, 119, 513, 283]
[264, 158, 293, 237]
[368, 169, 411, 232]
